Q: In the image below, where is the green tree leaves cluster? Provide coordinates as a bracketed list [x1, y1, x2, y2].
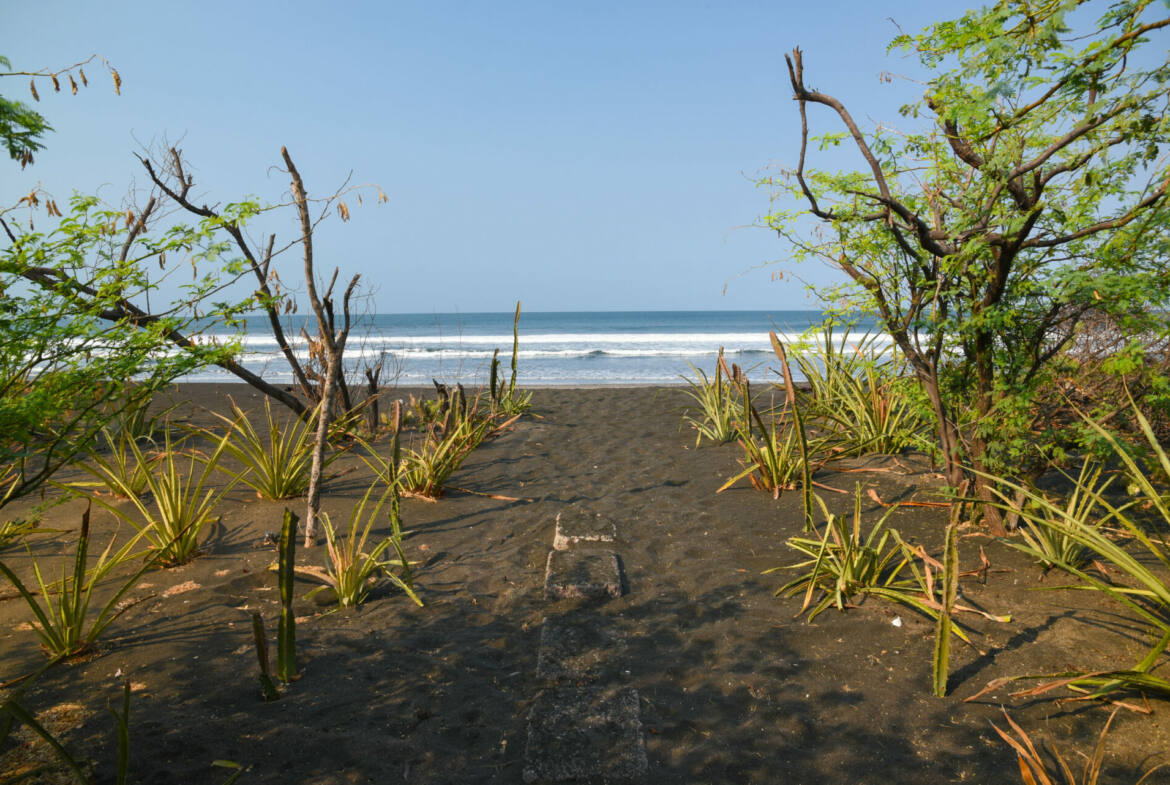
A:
[0, 193, 250, 506]
[766, 0, 1170, 529]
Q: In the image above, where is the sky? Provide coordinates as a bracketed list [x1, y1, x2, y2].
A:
[2, 0, 975, 313]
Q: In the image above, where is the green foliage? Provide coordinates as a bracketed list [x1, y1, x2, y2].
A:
[490, 301, 533, 416]
[304, 484, 421, 610]
[71, 426, 157, 500]
[391, 392, 501, 500]
[276, 508, 297, 683]
[717, 378, 823, 498]
[209, 398, 321, 500]
[765, 0, 1170, 491]
[679, 351, 739, 447]
[250, 613, 280, 702]
[0, 517, 39, 551]
[87, 430, 234, 566]
[1012, 460, 1119, 572]
[769, 485, 946, 623]
[932, 523, 958, 698]
[793, 327, 924, 456]
[0, 506, 152, 658]
[0, 193, 250, 510]
[0, 54, 51, 167]
[989, 398, 1170, 700]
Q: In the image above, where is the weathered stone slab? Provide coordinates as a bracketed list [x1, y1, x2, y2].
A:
[553, 509, 617, 551]
[544, 549, 622, 600]
[522, 687, 647, 784]
[537, 615, 626, 683]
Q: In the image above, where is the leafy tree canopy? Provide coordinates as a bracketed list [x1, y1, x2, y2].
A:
[766, 0, 1170, 527]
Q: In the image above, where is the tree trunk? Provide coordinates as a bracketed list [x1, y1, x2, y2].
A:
[304, 353, 340, 547]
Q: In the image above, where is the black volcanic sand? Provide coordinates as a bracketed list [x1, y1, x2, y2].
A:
[2, 384, 1170, 784]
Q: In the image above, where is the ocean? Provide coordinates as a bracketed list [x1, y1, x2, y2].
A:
[182, 310, 886, 386]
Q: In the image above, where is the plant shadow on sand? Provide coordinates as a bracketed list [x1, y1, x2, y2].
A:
[2, 386, 1169, 783]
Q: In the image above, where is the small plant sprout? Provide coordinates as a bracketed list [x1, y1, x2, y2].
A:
[490, 301, 533, 416]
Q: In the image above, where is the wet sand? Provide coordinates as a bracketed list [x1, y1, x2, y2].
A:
[2, 384, 1169, 783]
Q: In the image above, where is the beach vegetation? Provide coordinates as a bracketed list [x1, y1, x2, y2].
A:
[986, 398, 1170, 701]
[251, 612, 281, 702]
[1008, 459, 1120, 573]
[792, 326, 924, 457]
[717, 355, 825, 498]
[71, 426, 158, 501]
[680, 349, 740, 447]
[769, 485, 944, 623]
[301, 484, 421, 611]
[208, 398, 322, 500]
[0, 516, 40, 551]
[0, 505, 154, 658]
[720, 401, 808, 498]
[276, 508, 298, 683]
[0, 191, 241, 512]
[765, 0, 1170, 531]
[993, 707, 1166, 785]
[489, 301, 534, 416]
[87, 430, 234, 566]
[377, 389, 510, 500]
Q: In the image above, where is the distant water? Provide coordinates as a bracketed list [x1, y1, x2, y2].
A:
[180, 310, 886, 386]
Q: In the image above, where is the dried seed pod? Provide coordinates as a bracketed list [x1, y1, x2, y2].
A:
[50, 73, 60, 92]
[69, 74, 78, 94]
[29, 78, 39, 101]
[377, 188, 388, 204]
[337, 202, 350, 221]
[112, 68, 122, 95]
[79, 68, 88, 86]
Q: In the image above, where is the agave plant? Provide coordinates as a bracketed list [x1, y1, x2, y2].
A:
[207, 397, 322, 500]
[1009, 460, 1120, 572]
[986, 396, 1170, 700]
[88, 430, 235, 566]
[768, 485, 941, 621]
[0, 505, 154, 657]
[302, 483, 421, 610]
[680, 350, 739, 447]
[792, 326, 923, 456]
[718, 379, 823, 498]
[71, 426, 158, 499]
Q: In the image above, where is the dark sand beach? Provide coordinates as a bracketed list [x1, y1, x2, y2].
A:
[3, 384, 1170, 784]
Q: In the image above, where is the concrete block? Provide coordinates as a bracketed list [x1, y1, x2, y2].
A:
[544, 549, 623, 600]
[537, 615, 626, 683]
[553, 509, 617, 551]
[522, 687, 647, 784]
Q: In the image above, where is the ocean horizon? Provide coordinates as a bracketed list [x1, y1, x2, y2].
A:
[181, 309, 887, 387]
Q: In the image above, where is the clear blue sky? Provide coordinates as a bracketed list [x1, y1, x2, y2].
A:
[3, 0, 971, 313]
